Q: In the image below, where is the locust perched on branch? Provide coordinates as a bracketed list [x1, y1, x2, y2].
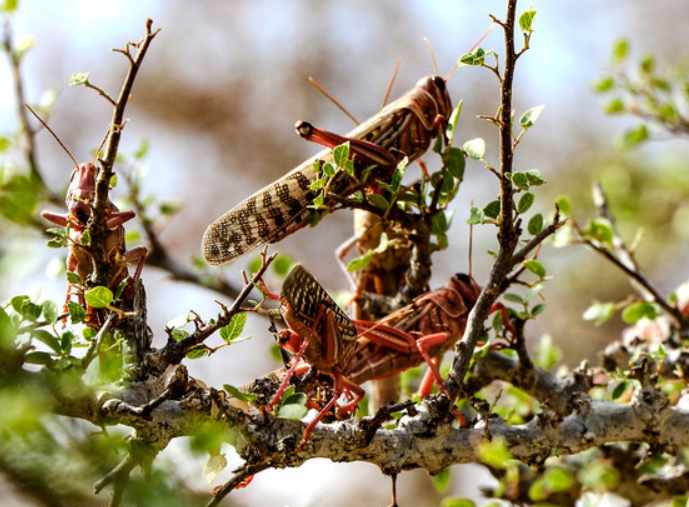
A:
[202, 75, 452, 265]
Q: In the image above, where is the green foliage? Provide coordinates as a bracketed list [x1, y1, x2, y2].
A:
[219, 312, 248, 343]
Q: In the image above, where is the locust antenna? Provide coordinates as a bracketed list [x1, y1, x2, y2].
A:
[381, 57, 402, 108]
[91, 130, 110, 165]
[24, 103, 79, 171]
[468, 199, 474, 277]
[308, 76, 359, 126]
[423, 37, 440, 76]
[445, 25, 494, 82]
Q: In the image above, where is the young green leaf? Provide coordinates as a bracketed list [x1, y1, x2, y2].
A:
[467, 206, 484, 225]
[517, 192, 535, 214]
[333, 142, 350, 167]
[69, 72, 90, 86]
[223, 384, 257, 403]
[582, 301, 616, 326]
[446, 147, 466, 181]
[519, 104, 545, 128]
[621, 302, 661, 324]
[463, 138, 485, 160]
[527, 213, 544, 235]
[84, 287, 114, 309]
[219, 312, 248, 343]
[483, 200, 501, 219]
[477, 438, 512, 469]
[519, 8, 537, 31]
[523, 260, 546, 278]
[347, 251, 372, 272]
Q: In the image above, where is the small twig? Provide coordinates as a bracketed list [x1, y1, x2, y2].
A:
[159, 250, 277, 365]
[205, 463, 270, 507]
[91, 19, 159, 287]
[358, 400, 415, 442]
[2, 19, 59, 203]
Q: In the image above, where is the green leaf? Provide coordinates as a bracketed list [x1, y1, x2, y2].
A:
[622, 302, 661, 324]
[446, 147, 466, 181]
[25, 351, 54, 365]
[333, 142, 350, 167]
[134, 138, 150, 159]
[347, 251, 372, 272]
[277, 393, 308, 420]
[524, 169, 545, 186]
[11, 296, 42, 321]
[556, 196, 571, 215]
[247, 256, 262, 275]
[612, 379, 636, 400]
[519, 8, 537, 31]
[604, 98, 625, 114]
[66, 271, 83, 285]
[523, 260, 546, 278]
[458, 47, 485, 66]
[67, 302, 87, 324]
[0, 0, 19, 13]
[84, 286, 114, 309]
[41, 300, 59, 325]
[612, 38, 629, 62]
[219, 312, 247, 343]
[467, 206, 484, 225]
[60, 330, 74, 355]
[531, 303, 546, 317]
[592, 76, 615, 93]
[523, 284, 543, 303]
[390, 157, 408, 192]
[83, 327, 97, 340]
[272, 254, 293, 277]
[32, 330, 61, 354]
[433, 468, 452, 493]
[517, 192, 535, 214]
[223, 383, 257, 403]
[445, 100, 463, 145]
[80, 228, 91, 245]
[640, 54, 655, 74]
[578, 461, 620, 489]
[512, 172, 529, 191]
[0, 306, 15, 347]
[477, 438, 511, 469]
[69, 72, 90, 86]
[519, 104, 545, 128]
[368, 193, 389, 210]
[483, 200, 501, 219]
[619, 124, 649, 149]
[310, 178, 326, 191]
[440, 499, 476, 507]
[527, 213, 544, 235]
[504, 293, 524, 304]
[463, 138, 485, 159]
[186, 348, 209, 359]
[582, 301, 616, 325]
[431, 211, 451, 234]
[159, 202, 181, 216]
[582, 219, 614, 246]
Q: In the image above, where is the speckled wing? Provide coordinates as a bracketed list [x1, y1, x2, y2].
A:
[202, 75, 452, 265]
[281, 264, 358, 343]
[202, 154, 327, 265]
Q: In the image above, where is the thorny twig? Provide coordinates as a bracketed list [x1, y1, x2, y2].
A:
[205, 463, 270, 507]
[446, 0, 528, 401]
[2, 19, 59, 203]
[158, 249, 277, 366]
[90, 19, 160, 288]
[572, 182, 686, 328]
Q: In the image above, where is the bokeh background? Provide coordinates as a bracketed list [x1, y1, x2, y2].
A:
[2, 1, 689, 505]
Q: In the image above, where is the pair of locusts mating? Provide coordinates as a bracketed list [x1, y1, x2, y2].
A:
[203, 73, 499, 445]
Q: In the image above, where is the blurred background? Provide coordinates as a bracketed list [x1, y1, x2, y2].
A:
[1, 1, 689, 505]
